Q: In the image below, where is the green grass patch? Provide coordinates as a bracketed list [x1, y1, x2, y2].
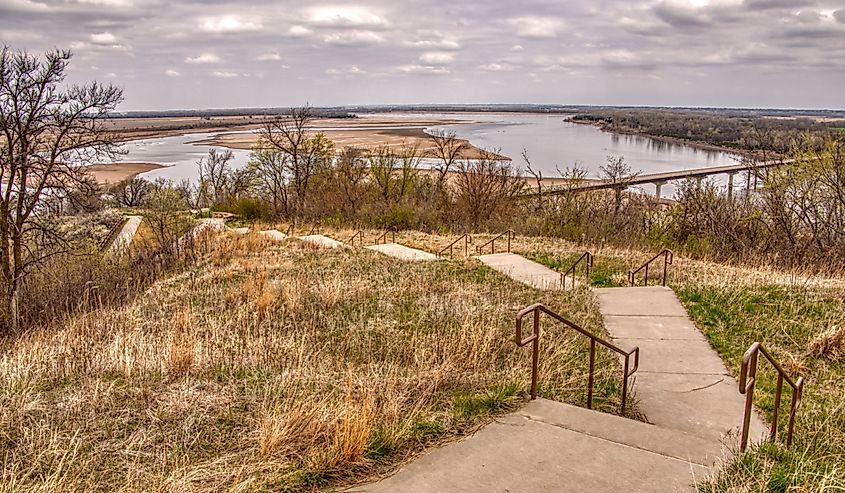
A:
[676, 283, 845, 491]
[524, 251, 629, 287]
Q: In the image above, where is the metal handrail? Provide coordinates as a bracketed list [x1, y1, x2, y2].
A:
[438, 234, 470, 258]
[738, 342, 805, 451]
[476, 230, 514, 255]
[347, 230, 365, 247]
[284, 223, 294, 237]
[308, 224, 320, 235]
[561, 251, 593, 290]
[628, 249, 673, 286]
[515, 303, 640, 414]
[374, 229, 396, 245]
[99, 217, 127, 252]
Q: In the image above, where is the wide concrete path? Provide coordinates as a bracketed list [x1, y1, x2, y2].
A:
[594, 286, 767, 445]
[298, 234, 344, 249]
[257, 229, 288, 241]
[355, 399, 708, 493]
[107, 215, 142, 255]
[366, 243, 439, 261]
[476, 252, 568, 290]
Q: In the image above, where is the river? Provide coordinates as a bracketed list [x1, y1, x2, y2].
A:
[125, 112, 738, 198]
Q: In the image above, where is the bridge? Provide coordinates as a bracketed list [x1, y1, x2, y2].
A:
[539, 159, 791, 199]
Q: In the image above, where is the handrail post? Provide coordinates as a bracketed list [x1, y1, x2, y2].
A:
[531, 309, 540, 400]
[508, 231, 511, 253]
[740, 350, 758, 451]
[771, 373, 783, 441]
[587, 339, 595, 409]
[621, 354, 629, 415]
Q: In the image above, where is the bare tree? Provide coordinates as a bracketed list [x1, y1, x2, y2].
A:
[522, 149, 544, 211]
[428, 129, 469, 188]
[144, 179, 192, 255]
[0, 47, 123, 332]
[599, 156, 639, 212]
[258, 105, 335, 216]
[112, 177, 151, 207]
[196, 148, 234, 206]
[334, 146, 367, 213]
[369, 144, 420, 207]
[249, 143, 289, 216]
[454, 150, 525, 230]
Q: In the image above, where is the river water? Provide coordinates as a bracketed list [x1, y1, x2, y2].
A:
[125, 112, 738, 197]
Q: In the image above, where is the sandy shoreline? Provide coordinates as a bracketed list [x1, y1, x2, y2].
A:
[196, 127, 504, 160]
[87, 162, 164, 185]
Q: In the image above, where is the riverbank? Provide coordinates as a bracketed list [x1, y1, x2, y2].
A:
[87, 162, 164, 184]
[570, 118, 751, 157]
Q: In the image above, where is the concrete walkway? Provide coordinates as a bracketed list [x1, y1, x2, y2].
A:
[356, 399, 708, 493]
[298, 234, 344, 249]
[366, 243, 439, 261]
[476, 252, 568, 290]
[594, 286, 767, 445]
[358, 285, 767, 492]
[107, 215, 142, 255]
[257, 229, 288, 241]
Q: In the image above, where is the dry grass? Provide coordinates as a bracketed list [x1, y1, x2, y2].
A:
[0, 230, 626, 492]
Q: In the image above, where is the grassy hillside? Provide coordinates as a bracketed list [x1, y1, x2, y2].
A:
[0, 231, 628, 492]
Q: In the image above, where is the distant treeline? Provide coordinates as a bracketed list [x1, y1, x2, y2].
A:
[572, 109, 844, 152]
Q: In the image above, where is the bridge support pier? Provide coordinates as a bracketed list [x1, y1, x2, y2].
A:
[654, 181, 667, 200]
[727, 172, 737, 201]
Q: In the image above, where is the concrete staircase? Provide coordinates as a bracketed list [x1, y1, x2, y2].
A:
[358, 283, 766, 492]
[594, 286, 767, 444]
[297, 234, 344, 249]
[355, 399, 710, 492]
[476, 252, 574, 290]
[366, 242, 439, 261]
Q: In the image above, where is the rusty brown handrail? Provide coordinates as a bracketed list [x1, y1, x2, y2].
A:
[515, 303, 639, 414]
[284, 223, 294, 237]
[308, 224, 320, 235]
[628, 249, 673, 287]
[347, 230, 365, 247]
[476, 230, 514, 255]
[561, 251, 593, 290]
[99, 217, 127, 252]
[374, 229, 396, 245]
[438, 234, 470, 258]
[738, 342, 805, 451]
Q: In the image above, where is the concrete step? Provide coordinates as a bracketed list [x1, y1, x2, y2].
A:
[229, 227, 250, 234]
[107, 215, 142, 255]
[257, 229, 288, 241]
[354, 399, 709, 493]
[476, 252, 572, 290]
[594, 286, 768, 444]
[297, 234, 343, 249]
[365, 243, 439, 261]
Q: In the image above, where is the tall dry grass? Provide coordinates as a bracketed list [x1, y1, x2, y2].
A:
[0, 231, 625, 491]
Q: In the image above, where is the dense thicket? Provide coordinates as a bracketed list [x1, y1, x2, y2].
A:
[572, 109, 840, 152]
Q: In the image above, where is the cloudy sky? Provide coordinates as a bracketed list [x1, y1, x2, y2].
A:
[1, 0, 844, 110]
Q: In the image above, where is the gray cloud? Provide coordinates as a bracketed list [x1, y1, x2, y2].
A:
[1, 0, 842, 109]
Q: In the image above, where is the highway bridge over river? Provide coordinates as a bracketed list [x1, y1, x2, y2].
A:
[540, 159, 791, 200]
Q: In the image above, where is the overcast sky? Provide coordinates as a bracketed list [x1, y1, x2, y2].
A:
[1, 0, 844, 110]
